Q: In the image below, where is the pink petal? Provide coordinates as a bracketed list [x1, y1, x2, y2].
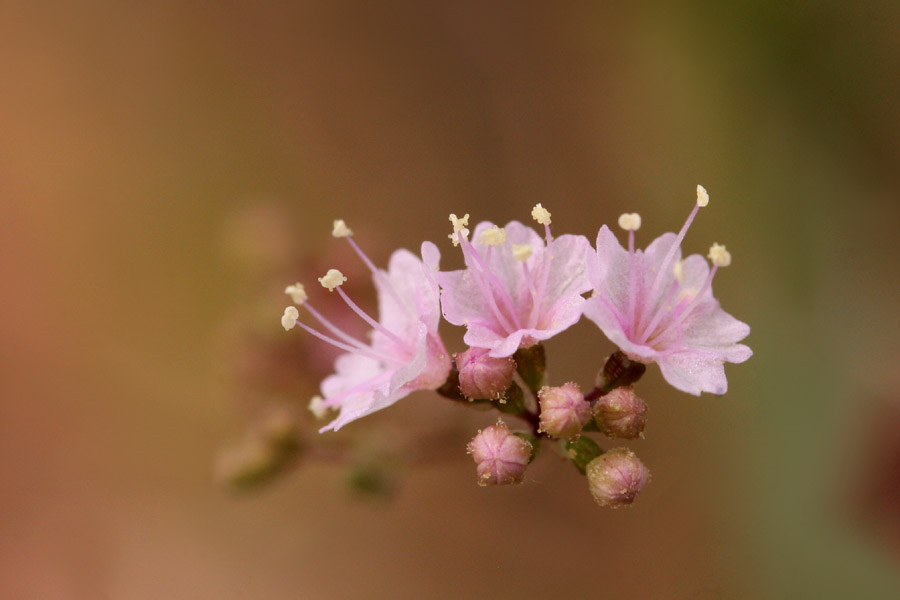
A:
[657, 350, 729, 395]
[377, 248, 441, 338]
[592, 225, 629, 306]
[437, 269, 494, 328]
[681, 301, 752, 355]
[541, 234, 593, 327]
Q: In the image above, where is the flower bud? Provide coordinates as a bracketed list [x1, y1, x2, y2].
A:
[593, 386, 648, 439]
[537, 382, 591, 440]
[456, 347, 516, 400]
[467, 420, 532, 486]
[214, 437, 277, 490]
[586, 448, 650, 508]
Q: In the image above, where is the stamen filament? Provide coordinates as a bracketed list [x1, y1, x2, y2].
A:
[292, 319, 400, 365]
[345, 236, 414, 316]
[644, 202, 701, 308]
[627, 229, 638, 337]
[304, 301, 375, 354]
[337, 287, 413, 353]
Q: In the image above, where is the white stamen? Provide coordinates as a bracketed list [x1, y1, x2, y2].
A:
[449, 213, 470, 232]
[708, 243, 731, 267]
[480, 226, 506, 246]
[448, 213, 470, 247]
[672, 260, 684, 283]
[308, 395, 330, 419]
[696, 185, 709, 207]
[618, 213, 642, 231]
[281, 306, 299, 330]
[332, 219, 353, 238]
[318, 268, 348, 291]
[512, 244, 533, 261]
[448, 228, 469, 247]
[531, 204, 551, 226]
[284, 282, 308, 305]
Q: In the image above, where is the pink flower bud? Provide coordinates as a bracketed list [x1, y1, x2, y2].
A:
[456, 347, 516, 400]
[467, 420, 532, 486]
[586, 448, 650, 508]
[593, 386, 648, 439]
[537, 382, 591, 440]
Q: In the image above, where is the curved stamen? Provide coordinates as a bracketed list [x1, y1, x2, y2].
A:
[303, 301, 376, 355]
[644, 202, 701, 311]
[292, 319, 401, 365]
[345, 236, 414, 316]
[627, 229, 638, 337]
[336, 287, 414, 354]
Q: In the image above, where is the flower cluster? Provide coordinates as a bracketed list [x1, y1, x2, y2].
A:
[280, 188, 751, 507]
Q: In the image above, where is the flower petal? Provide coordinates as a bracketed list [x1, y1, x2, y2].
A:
[541, 234, 593, 327]
[592, 225, 629, 306]
[657, 350, 729, 395]
[681, 300, 751, 354]
[377, 248, 441, 340]
[581, 295, 659, 361]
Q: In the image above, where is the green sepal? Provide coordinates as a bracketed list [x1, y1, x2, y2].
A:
[491, 381, 528, 416]
[513, 431, 540, 463]
[564, 436, 604, 475]
[514, 343, 546, 392]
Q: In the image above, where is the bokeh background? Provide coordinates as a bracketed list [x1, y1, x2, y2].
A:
[3, 1, 900, 598]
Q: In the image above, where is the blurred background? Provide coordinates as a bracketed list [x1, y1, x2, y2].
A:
[2, 1, 900, 598]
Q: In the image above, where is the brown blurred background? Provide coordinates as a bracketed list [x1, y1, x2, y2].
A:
[2, 1, 900, 598]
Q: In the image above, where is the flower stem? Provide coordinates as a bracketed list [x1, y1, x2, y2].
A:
[514, 343, 547, 393]
[583, 350, 647, 405]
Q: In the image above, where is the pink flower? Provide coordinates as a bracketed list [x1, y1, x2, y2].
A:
[583, 186, 752, 395]
[438, 208, 593, 358]
[282, 224, 451, 432]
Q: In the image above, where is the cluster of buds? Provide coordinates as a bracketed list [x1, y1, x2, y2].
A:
[271, 186, 751, 508]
